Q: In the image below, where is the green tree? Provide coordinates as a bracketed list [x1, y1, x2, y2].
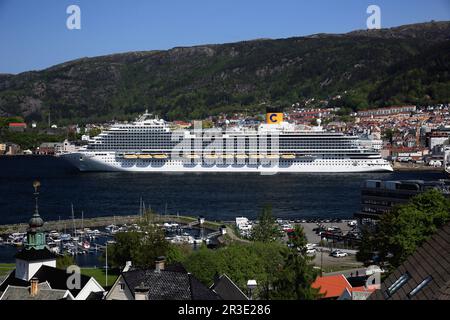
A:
[106, 231, 142, 268]
[56, 254, 76, 270]
[183, 242, 287, 299]
[357, 189, 450, 269]
[251, 204, 282, 242]
[105, 220, 170, 269]
[131, 224, 169, 267]
[269, 226, 321, 300]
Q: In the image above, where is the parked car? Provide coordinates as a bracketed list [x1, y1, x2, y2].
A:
[330, 250, 348, 258]
[347, 220, 357, 227]
[306, 248, 316, 255]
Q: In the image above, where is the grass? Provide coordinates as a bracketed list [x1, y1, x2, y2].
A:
[81, 267, 119, 288]
[0, 263, 15, 277]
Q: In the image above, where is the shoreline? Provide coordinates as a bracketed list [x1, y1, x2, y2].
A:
[392, 163, 445, 172]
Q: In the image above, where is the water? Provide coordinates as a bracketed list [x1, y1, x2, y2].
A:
[0, 156, 447, 226]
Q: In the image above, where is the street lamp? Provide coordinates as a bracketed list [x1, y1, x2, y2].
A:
[105, 241, 108, 287]
[247, 280, 257, 300]
[320, 237, 326, 276]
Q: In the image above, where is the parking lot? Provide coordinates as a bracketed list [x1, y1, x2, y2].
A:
[298, 221, 355, 244]
[298, 221, 364, 272]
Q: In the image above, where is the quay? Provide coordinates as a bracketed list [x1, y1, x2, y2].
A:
[0, 214, 223, 236]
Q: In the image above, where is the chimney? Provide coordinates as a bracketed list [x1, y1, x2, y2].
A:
[30, 277, 39, 297]
[123, 261, 132, 273]
[155, 256, 166, 273]
[134, 282, 149, 300]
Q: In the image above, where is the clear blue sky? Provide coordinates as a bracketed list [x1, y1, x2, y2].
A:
[1, 0, 449, 74]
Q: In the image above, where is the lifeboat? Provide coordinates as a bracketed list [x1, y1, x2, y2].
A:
[138, 154, 152, 159]
[153, 154, 168, 159]
[221, 154, 234, 159]
[184, 154, 200, 159]
[281, 154, 296, 159]
[204, 154, 218, 159]
[265, 154, 280, 159]
[124, 154, 138, 159]
[249, 154, 263, 159]
[236, 154, 248, 159]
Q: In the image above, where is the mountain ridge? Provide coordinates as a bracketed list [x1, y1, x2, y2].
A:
[1, 20, 449, 123]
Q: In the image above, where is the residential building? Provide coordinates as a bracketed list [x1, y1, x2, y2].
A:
[37, 142, 63, 155]
[8, 122, 27, 132]
[5, 143, 21, 155]
[106, 258, 219, 300]
[369, 222, 450, 300]
[311, 274, 377, 300]
[0, 279, 73, 300]
[210, 274, 249, 300]
[357, 105, 416, 117]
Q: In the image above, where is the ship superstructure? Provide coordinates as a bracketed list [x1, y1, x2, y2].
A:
[60, 110, 393, 173]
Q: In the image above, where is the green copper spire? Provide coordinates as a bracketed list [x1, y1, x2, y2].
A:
[26, 181, 46, 250]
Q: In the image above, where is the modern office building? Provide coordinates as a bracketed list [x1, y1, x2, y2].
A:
[355, 179, 450, 222]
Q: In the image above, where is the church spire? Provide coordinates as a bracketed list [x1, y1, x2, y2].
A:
[26, 181, 45, 250]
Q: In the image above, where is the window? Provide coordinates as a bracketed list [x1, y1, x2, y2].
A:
[119, 283, 125, 291]
[386, 272, 411, 297]
[408, 276, 433, 298]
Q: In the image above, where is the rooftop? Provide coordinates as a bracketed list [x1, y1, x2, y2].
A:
[369, 222, 450, 300]
[122, 263, 219, 300]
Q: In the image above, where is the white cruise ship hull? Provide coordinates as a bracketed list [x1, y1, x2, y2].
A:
[61, 152, 393, 173]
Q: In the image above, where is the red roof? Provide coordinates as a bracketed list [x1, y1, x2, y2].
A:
[9, 122, 26, 127]
[312, 274, 352, 298]
[350, 286, 377, 293]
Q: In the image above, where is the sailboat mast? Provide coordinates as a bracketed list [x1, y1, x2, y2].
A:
[71, 203, 75, 235]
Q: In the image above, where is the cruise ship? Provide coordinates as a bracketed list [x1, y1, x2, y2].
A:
[59, 109, 393, 173]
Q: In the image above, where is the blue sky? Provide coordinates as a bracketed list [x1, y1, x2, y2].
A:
[0, 0, 449, 74]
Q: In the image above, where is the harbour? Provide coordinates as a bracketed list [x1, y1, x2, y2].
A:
[0, 155, 446, 226]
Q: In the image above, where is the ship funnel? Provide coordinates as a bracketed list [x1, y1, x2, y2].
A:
[266, 107, 283, 124]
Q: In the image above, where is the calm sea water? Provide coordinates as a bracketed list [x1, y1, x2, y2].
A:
[0, 156, 447, 225]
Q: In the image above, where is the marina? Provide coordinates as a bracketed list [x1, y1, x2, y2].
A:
[0, 216, 221, 266]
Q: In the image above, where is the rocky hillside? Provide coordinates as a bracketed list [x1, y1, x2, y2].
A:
[0, 21, 449, 123]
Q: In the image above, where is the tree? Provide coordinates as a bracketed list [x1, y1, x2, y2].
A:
[106, 231, 142, 268]
[105, 222, 170, 269]
[251, 204, 282, 242]
[183, 242, 287, 298]
[56, 254, 76, 270]
[269, 226, 321, 300]
[287, 225, 308, 253]
[357, 189, 450, 269]
[131, 224, 169, 267]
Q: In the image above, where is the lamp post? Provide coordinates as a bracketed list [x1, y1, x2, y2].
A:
[105, 241, 108, 287]
[320, 237, 326, 276]
[247, 280, 257, 300]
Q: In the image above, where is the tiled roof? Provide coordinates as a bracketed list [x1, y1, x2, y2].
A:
[210, 274, 249, 300]
[0, 265, 96, 297]
[122, 263, 219, 300]
[369, 222, 450, 300]
[312, 274, 352, 299]
[0, 284, 71, 300]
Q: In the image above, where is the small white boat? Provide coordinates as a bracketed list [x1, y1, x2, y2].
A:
[60, 233, 71, 241]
